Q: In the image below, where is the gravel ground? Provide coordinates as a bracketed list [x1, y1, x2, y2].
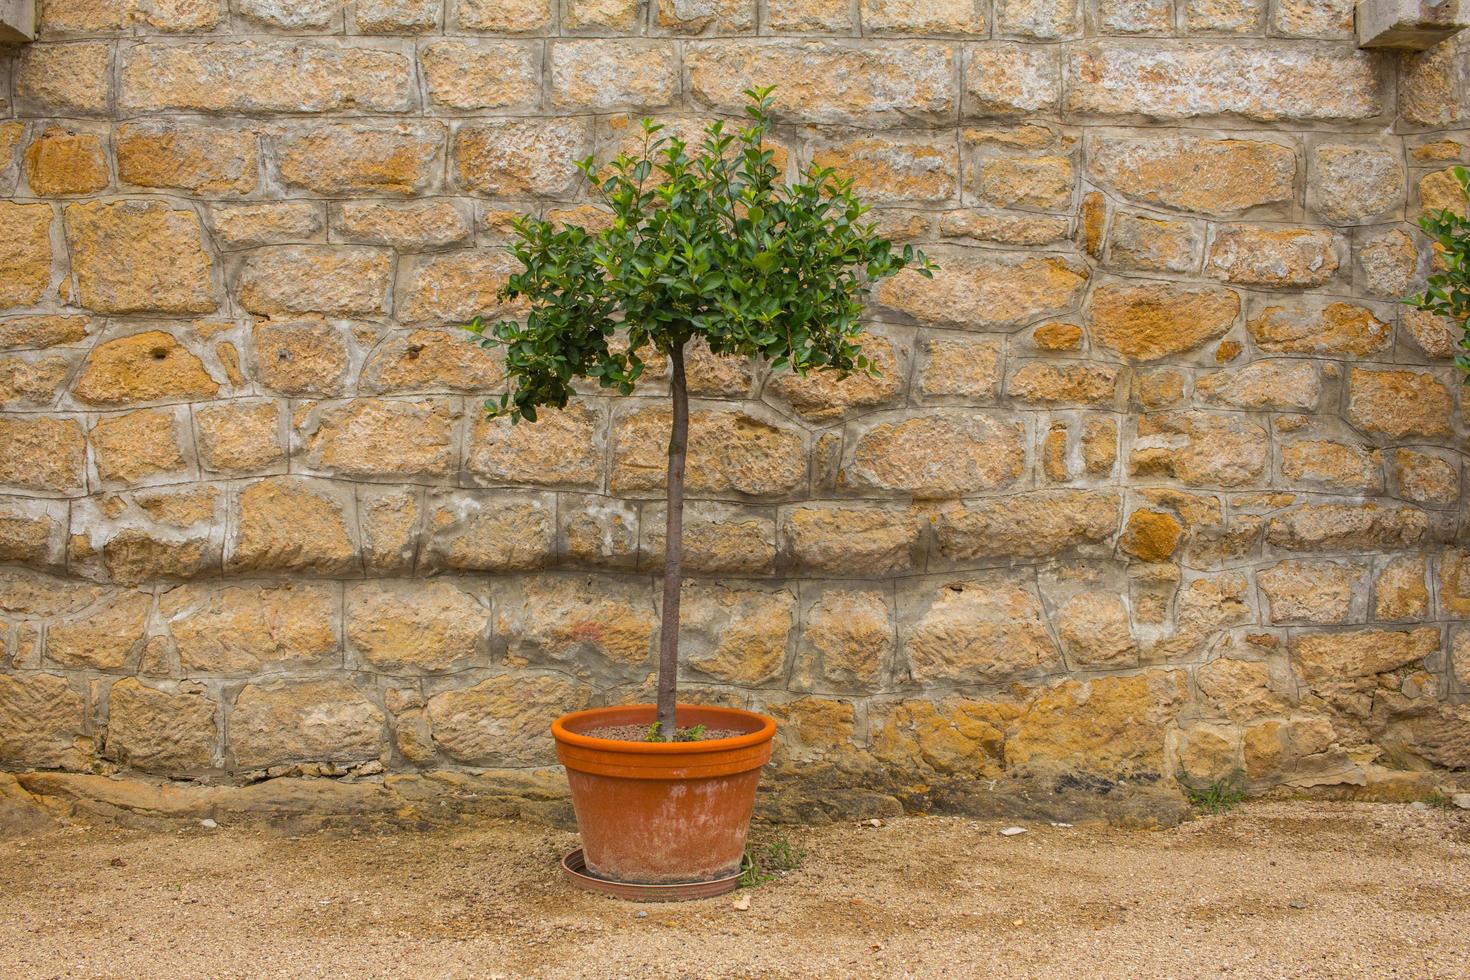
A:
[2, 800, 1467, 978]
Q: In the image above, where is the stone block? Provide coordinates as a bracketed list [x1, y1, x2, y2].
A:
[901, 576, 1061, 685]
[65, 201, 219, 315]
[237, 246, 392, 318]
[347, 581, 489, 673]
[687, 40, 957, 126]
[116, 121, 259, 195]
[230, 678, 385, 769]
[105, 679, 217, 774]
[120, 40, 414, 114]
[1065, 41, 1385, 122]
[842, 411, 1025, 498]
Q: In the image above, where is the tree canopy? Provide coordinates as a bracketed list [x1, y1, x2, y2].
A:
[466, 87, 934, 420]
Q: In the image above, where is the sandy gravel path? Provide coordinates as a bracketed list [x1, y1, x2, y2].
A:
[1, 801, 1467, 978]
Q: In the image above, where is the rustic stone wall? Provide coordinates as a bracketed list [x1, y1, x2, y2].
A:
[0, 0, 1468, 824]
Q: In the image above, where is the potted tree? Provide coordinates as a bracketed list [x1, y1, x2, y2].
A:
[466, 89, 932, 893]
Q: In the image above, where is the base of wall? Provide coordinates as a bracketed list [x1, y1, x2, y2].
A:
[3, 764, 1456, 838]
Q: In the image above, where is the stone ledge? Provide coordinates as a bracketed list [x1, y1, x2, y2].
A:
[0, 1, 33, 45]
[3, 763, 1455, 837]
[1357, 0, 1468, 49]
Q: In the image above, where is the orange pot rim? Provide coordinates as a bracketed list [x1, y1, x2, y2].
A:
[551, 703, 776, 755]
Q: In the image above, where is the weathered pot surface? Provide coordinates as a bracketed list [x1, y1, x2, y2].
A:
[551, 703, 777, 886]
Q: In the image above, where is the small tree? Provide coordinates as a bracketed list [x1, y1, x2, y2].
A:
[467, 88, 932, 736]
[1408, 165, 1470, 381]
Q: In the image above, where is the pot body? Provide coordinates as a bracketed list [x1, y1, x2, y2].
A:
[552, 703, 777, 885]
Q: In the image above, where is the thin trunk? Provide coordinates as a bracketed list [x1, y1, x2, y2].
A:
[657, 339, 689, 735]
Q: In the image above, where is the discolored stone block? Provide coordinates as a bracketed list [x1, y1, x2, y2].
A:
[163, 582, 338, 676]
[116, 121, 259, 195]
[427, 672, 590, 767]
[396, 249, 520, 325]
[1130, 411, 1269, 488]
[1392, 449, 1460, 505]
[935, 490, 1120, 562]
[194, 400, 284, 474]
[361, 327, 503, 394]
[1310, 143, 1405, 224]
[23, 127, 109, 197]
[1247, 301, 1391, 356]
[274, 124, 446, 197]
[781, 504, 923, 576]
[961, 43, 1060, 117]
[237, 246, 392, 318]
[1006, 360, 1120, 406]
[422, 490, 553, 572]
[1086, 135, 1297, 217]
[1258, 559, 1364, 624]
[917, 335, 1002, 402]
[1347, 368, 1454, 439]
[207, 202, 325, 251]
[230, 678, 385, 769]
[1009, 670, 1187, 777]
[467, 402, 605, 490]
[794, 588, 894, 693]
[810, 134, 960, 205]
[642, 501, 777, 576]
[872, 697, 1015, 776]
[864, 0, 987, 34]
[1374, 555, 1431, 620]
[655, 0, 756, 33]
[332, 201, 473, 252]
[1280, 438, 1383, 494]
[611, 406, 807, 499]
[46, 591, 152, 670]
[15, 42, 112, 116]
[1266, 501, 1428, 552]
[996, 0, 1081, 37]
[1194, 360, 1321, 412]
[679, 582, 796, 686]
[355, 0, 441, 32]
[452, 0, 553, 32]
[1088, 281, 1239, 361]
[1207, 226, 1340, 288]
[250, 319, 351, 397]
[763, 332, 907, 421]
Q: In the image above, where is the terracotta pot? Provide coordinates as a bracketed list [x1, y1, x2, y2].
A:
[551, 703, 777, 885]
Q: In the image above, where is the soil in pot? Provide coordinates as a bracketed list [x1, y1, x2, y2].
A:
[582, 725, 745, 742]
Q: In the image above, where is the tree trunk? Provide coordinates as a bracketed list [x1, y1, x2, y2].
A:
[656, 339, 689, 735]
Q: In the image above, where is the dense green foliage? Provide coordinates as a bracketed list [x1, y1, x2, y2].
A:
[1407, 165, 1470, 382]
[466, 88, 934, 421]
